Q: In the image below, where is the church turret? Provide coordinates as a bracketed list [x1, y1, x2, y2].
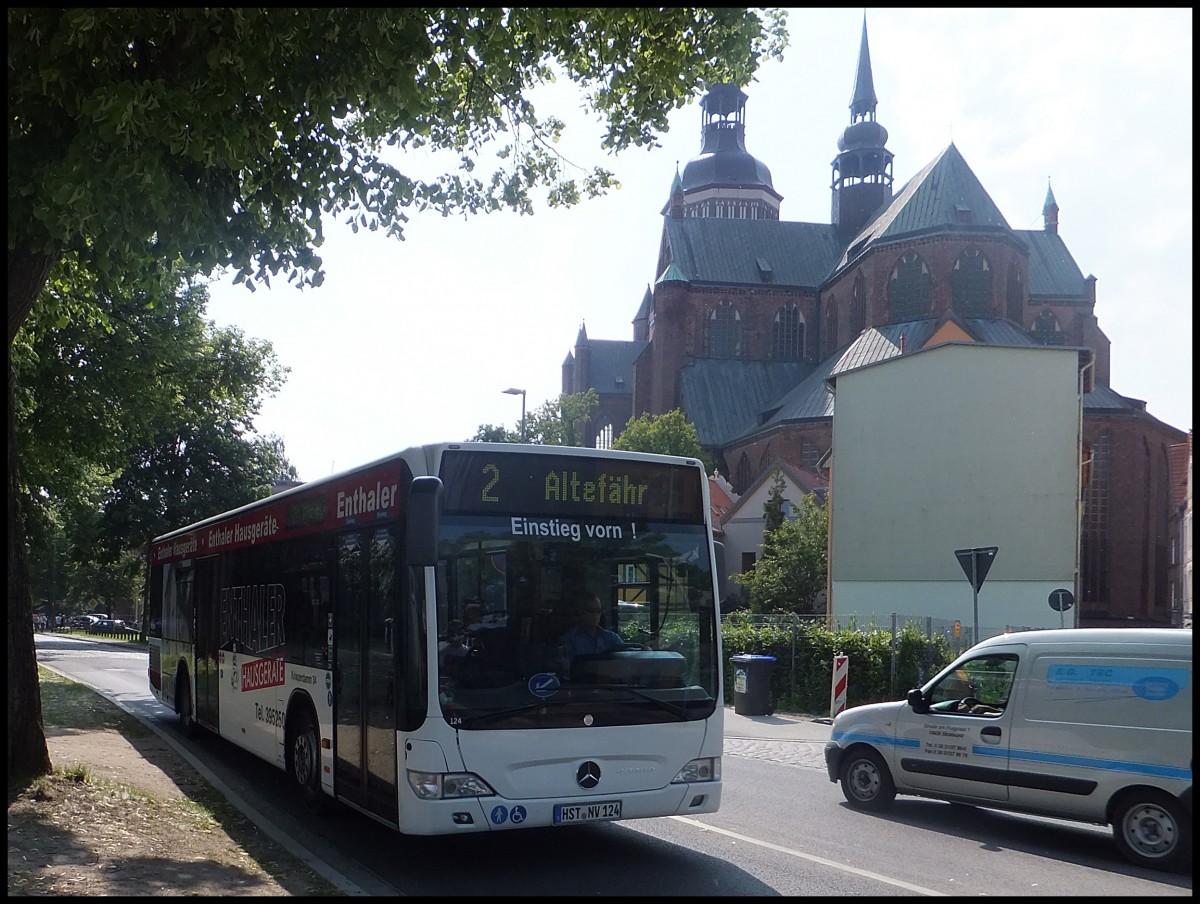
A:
[832, 16, 894, 237]
[632, 284, 652, 341]
[1043, 180, 1059, 235]
[675, 83, 782, 220]
[661, 164, 686, 219]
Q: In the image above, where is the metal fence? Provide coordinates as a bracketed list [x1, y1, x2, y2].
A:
[721, 612, 965, 713]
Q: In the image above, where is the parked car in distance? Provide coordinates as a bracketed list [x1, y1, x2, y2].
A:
[68, 614, 101, 629]
[825, 628, 1192, 872]
[87, 618, 138, 636]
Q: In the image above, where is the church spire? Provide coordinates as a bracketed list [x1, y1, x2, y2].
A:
[850, 15, 878, 121]
[1043, 179, 1059, 235]
[831, 14, 894, 237]
[661, 162, 686, 218]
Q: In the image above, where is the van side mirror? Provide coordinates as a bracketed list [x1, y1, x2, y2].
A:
[906, 688, 929, 713]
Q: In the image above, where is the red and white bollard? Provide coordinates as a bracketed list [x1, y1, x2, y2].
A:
[830, 653, 849, 718]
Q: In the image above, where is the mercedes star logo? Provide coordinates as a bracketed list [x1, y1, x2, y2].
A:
[576, 761, 602, 789]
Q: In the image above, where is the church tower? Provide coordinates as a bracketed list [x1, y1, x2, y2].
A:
[673, 83, 782, 220]
[831, 16, 894, 237]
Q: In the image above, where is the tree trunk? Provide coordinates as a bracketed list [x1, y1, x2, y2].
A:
[8, 361, 51, 784]
[8, 244, 57, 784]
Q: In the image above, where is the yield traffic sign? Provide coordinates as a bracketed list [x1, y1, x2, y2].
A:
[955, 547, 998, 592]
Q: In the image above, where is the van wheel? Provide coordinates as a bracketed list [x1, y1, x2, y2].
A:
[1112, 790, 1189, 870]
[840, 747, 896, 811]
[288, 706, 326, 815]
[176, 668, 200, 738]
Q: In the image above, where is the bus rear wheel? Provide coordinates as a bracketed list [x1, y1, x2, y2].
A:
[288, 706, 326, 814]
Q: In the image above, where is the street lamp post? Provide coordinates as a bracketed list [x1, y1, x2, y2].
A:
[502, 387, 526, 441]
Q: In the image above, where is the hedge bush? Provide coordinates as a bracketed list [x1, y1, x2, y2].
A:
[721, 614, 955, 715]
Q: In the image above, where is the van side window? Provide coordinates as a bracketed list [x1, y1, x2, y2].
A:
[928, 654, 1018, 716]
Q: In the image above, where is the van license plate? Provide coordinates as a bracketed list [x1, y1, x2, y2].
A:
[554, 800, 622, 825]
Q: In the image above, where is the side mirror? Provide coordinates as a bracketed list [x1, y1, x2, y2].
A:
[405, 476, 442, 566]
[713, 540, 727, 602]
[906, 688, 929, 713]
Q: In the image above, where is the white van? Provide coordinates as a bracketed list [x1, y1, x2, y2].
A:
[824, 628, 1192, 871]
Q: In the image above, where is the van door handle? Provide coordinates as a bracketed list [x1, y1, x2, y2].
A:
[980, 726, 1002, 743]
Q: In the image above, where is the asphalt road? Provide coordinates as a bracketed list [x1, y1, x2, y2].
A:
[35, 634, 1193, 896]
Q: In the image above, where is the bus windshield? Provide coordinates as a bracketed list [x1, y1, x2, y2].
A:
[435, 514, 719, 729]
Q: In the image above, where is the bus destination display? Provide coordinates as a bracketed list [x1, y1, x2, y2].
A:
[439, 449, 703, 521]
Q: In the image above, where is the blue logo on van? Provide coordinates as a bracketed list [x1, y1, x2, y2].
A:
[1047, 664, 1188, 698]
[1132, 676, 1180, 701]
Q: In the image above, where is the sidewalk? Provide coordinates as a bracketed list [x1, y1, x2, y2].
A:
[723, 704, 833, 742]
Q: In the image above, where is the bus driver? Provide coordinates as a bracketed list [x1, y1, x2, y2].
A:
[559, 592, 623, 667]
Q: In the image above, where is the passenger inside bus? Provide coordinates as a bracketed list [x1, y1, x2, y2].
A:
[438, 620, 471, 677]
[463, 601, 488, 651]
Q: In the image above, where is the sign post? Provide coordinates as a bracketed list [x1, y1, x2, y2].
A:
[954, 546, 998, 644]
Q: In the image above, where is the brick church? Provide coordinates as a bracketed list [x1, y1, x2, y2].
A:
[561, 20, 1188, 628]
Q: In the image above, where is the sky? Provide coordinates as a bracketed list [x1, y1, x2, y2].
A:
[204, 8, 1193, 483]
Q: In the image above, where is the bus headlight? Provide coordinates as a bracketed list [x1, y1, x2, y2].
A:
[406, 770, 496, 800]
[671, 757, 721, 784]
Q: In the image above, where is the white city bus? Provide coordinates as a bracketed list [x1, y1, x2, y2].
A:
[147, 442, 725, 834]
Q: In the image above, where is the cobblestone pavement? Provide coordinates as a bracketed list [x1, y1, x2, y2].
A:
[723, 737, 828, 770]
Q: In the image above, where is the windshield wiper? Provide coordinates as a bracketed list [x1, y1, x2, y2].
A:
[457, 697, 573, 728]
[588, 685, 693, 720]
[455, 686, 697, 727]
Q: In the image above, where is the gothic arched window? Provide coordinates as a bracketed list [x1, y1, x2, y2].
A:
[850, 273, 867, 336]
[771, 304, 804, 360]
[735, 454, 751, 493]
[1032, 310, 1064, 346]
[706, 301, 741, 358]
[1081, 432, 1111, 604]
[889, 252, 931, 322]
[824, 297, 839, 353]
[595, 423, 614, 450]
[801, 441, 822, 473]
[952, 247, 991, 317]
[1005, 261, 1024, 325]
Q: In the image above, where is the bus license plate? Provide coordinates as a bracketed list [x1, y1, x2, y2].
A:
[554, 800, 622, 825]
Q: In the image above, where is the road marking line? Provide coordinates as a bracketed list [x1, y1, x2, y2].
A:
[671, 816, 948, 896]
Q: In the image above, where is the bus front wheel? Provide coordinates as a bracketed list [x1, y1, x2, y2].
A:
[288, 705, 326, 814]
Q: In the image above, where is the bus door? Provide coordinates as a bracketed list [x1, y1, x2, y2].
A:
[194, 555, 221, 731]
[334, 527, 399, 823]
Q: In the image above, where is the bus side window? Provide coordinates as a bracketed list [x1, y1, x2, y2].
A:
[280, 537, 333, 669]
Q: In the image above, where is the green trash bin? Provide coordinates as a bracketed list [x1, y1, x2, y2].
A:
[730, 653, 776, 716]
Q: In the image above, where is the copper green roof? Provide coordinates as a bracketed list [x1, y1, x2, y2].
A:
[577, 338, 646, 396]
[836, 143, 1018, 272]
[1018, 229, 1088, 299]
[660, 217, 843, 288]
[1043, 181, 1059, 214]
[680, 359, 812, 447]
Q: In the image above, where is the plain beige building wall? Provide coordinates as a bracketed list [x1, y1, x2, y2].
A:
[829, 342, 1083, 639]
